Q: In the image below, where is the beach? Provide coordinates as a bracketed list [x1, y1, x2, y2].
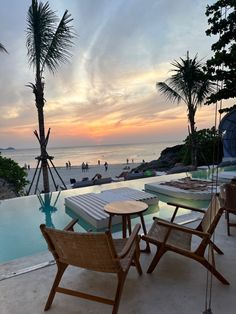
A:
[1, 142, 180, 195]
[25, 162, 141, 194]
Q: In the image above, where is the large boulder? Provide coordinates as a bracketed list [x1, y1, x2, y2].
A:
[133, 144, 184, 173]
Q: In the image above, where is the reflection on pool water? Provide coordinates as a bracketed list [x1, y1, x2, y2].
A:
[0, 173, 211, 264]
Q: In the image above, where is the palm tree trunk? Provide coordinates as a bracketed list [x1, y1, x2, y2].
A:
[188, 111, 197, 168]
[36, 79, 50, 193]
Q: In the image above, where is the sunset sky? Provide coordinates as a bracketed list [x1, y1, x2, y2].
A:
[0, 0, 233, 149]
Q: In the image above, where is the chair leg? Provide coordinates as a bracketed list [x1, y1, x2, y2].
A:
[44, 263, 68, 311]
[209, 240, 224, 255]
[147, 247, 165, 274]
[112, 273, 126, 314]
[133, 250, 142, 275]
[139, 214, 151, 253]
[226, 211, 230, 236]
[201, 259, 229, 285]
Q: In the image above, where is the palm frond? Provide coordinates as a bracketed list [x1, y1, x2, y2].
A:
[157, 82, 183, 103]
[42, 10, 75, 73]
[197, 78, 215, 104]
[157, 53, 214, 115]
[26, 0, 58, 71]
[0, 43, 8, 53]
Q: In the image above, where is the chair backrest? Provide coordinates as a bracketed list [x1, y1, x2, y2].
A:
[40, 226, 121, 273]
[200, 194, 223, 234]
[221, 183, 236, 212]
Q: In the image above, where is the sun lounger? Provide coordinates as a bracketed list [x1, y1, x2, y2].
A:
[72, 180, 94, 188]
[93, 177, 112, 185]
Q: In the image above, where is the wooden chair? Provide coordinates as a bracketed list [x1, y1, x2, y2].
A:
[220, 183, 236, 236]
[40, 219, 142, 314]
[142, 195, 229, 285]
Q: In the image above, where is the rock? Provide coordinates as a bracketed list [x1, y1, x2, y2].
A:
[166, 164, 196, 174]
[133, 144, 184, 173]
[0, 146, 15, 151]
[0, 178, 17, 200]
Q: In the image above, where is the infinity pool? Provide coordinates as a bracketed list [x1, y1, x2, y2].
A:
[0, 174, 209, 264]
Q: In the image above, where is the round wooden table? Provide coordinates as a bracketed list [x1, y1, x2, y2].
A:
[104, 200, 150, 252]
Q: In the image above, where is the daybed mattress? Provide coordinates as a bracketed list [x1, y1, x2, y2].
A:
[65, 187, 158, 229]
[145, 181, 218, 200]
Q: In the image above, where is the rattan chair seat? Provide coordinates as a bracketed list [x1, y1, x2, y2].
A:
[147, 223, 192, 251]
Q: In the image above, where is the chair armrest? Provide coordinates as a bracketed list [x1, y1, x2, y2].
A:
[224, 207, 236, 214]
[118, 224, 141, 259]
[167, 202, 206, 213]
[64, 218, 78, 231]
[155, 218, 209, 238]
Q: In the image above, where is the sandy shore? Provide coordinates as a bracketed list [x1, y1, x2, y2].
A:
[25, 162, 141, 194]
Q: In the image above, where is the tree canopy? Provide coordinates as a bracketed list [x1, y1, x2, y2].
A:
[180, 127, 223, 166]
[205, 0, 236, 108]
[0, 155, 28, 195]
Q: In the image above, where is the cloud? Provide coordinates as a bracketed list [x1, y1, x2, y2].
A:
[0, 0, 219, 148]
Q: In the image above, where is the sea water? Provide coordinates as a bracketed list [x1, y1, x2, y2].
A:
[1, 141, 181, 168]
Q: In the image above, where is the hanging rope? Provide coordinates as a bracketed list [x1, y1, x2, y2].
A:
[203, 5, 227, 312]
[202, 98, 219, 314]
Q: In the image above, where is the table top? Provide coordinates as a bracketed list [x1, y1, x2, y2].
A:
[104, 200, 148, 215]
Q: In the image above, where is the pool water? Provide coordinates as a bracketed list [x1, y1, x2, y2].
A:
[0, 174, 210, 264]
[191, 165, 236, 181]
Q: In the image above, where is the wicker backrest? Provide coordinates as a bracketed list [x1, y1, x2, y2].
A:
[222, 183, 236, 212]
[201, 194, 222, 234]
[42, 227, 121, 273]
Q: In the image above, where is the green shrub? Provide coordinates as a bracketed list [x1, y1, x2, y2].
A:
[0, 155, 28, 195]
[179, 127, 223, 166]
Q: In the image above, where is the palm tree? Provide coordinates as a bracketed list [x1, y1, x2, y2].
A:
[0, 43, 7, 53]
[157, 52, 213, 168]
[26, 0, 74, 193]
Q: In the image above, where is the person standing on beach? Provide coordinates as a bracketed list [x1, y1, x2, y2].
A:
[82, 162, 85, 172]
[68, 161, 71, 169]
[98, 160, 100, 166]
[104, 161, 108, 171]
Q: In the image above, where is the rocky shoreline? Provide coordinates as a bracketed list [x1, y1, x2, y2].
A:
[133, 144, 196, 174]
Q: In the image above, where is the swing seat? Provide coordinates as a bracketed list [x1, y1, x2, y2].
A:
[142, 194, 230, 285]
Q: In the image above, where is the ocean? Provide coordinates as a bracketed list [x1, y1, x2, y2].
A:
[0, 141, 181, 168]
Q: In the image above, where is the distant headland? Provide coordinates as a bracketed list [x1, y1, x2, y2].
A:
[0, 147, 15, 151]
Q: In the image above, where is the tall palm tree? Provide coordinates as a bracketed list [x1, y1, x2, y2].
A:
[0, 43, 7, 53]
[157, 53, 213, 168]
[26, 0, 74, 193]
